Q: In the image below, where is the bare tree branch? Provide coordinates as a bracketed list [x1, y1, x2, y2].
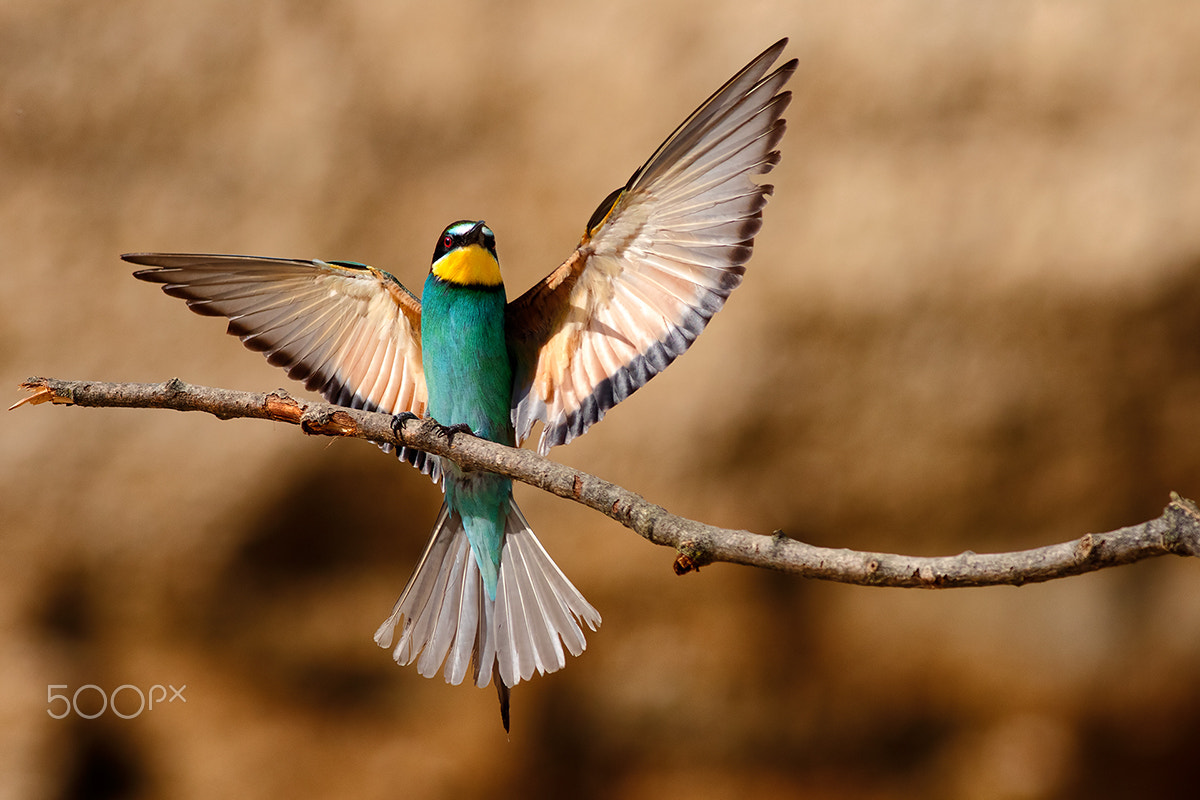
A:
[14, 375, 1200, 586]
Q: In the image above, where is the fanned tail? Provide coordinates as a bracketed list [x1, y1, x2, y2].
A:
[492, 502, 600, 685]
[374, 498, 600, 727]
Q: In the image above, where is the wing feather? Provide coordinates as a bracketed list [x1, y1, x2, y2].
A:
[506, 39, 795, 452]
[126, 253, 437, 479]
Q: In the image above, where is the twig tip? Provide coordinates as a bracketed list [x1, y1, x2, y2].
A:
[11, 378, 54, 410]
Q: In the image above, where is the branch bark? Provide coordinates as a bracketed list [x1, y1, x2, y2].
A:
[14, 375, 1200, 587]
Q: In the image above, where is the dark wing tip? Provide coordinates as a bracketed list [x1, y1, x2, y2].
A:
[761, 38, 789, 62]
[131, 268, 169, 284]
[123, 252, 185, 270]
[126, 253, 174, 283]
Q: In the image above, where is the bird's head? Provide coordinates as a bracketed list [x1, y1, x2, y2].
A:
[430, 220, 501, 287]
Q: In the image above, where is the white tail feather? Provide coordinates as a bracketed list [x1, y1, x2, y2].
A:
[374, 498, 601, 689]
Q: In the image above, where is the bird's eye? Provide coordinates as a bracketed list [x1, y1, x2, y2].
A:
[442, 234, 454, 249]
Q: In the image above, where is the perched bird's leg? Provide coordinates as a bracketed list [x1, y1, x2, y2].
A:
[438, 422, 476, 445]
[391, 411, 478, 446]
[389, 411, 420, 443]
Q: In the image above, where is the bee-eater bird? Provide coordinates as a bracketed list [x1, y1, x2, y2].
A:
[126, 39, 795, 730]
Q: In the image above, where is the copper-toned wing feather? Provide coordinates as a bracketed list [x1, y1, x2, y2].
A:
[125, 253, 437, 479]
[506, 39, 795, 454]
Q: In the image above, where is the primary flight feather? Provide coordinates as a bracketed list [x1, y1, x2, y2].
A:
[127, 38, 795, 730]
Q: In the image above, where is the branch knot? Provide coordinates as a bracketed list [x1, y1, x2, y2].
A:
[1073, 533, 1103, 563]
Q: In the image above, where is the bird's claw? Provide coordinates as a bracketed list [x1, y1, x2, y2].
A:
[390, 411, 419, 441]
[438, 422, 476, 445]
[390, 413, 476, 446]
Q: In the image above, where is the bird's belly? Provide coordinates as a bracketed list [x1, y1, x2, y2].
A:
[421, 282, 513, 446]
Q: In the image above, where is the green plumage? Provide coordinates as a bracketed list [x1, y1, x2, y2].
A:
[421, 273, 513, 598]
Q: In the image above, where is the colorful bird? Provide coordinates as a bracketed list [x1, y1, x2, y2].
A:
[126, 39, 795, 730]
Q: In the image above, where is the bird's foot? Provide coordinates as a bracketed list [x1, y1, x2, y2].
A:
[438, 422, 476, 445]
[389, 411, 419, 442]
[391, 413, 477, 446]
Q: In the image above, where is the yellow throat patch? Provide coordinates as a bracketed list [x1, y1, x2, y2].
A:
[431, 243, 502, 287]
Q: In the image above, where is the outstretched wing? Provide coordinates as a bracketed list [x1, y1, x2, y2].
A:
[505, 39, 795, 454]
[126, 253, 437, 478]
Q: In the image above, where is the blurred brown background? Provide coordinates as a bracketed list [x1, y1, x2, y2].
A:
[4, 1, 1200, 798]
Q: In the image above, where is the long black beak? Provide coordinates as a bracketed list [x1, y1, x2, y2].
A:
[464, 220, 488, 247]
